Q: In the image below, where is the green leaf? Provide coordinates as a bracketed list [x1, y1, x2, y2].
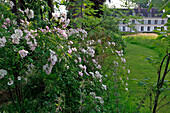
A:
[61, 0, 64, 4]
[157, 35, 165, 40]
[151, 0, 164, 9]
[56, 4, 59, 9]
[144, 77, 150, 80]
[159, 88, 165, 92]
[11, 66, 16, 69]
[28, 58, 33, 63]
[67, 53, 72, 58]
[148, 3, 153, 12]
[138, 81, 146, 86]
[162, 12, 168, 18]
[47, 94, 51, 97]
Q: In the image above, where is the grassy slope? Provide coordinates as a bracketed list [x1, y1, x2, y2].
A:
[124, 35, 170, 113]
[125, 44, 157, 93]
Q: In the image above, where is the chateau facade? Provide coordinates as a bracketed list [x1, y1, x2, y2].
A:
[118, 8, 168, 32]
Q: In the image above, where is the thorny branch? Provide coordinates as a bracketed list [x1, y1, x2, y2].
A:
[153, 53, 170, 113]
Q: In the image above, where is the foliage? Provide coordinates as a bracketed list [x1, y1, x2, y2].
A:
[2, 0, 169, 112]
[124, 35, 170, 113]
[0, 0, 130, 112]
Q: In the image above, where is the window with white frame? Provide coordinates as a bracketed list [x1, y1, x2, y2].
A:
[148, 20, 151, 24]
[148, 13, 151, 17]
[161, 20, 164, 24]
[141, 26, 144, 31]
[123, 26, 126, 31]
[147, 26, 150, 31]
[155, 20, 158, 24]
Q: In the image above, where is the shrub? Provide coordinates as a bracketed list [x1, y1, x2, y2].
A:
[0, 1, 130, 112]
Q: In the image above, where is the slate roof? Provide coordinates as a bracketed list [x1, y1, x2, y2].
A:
[115, 8, 163, 17]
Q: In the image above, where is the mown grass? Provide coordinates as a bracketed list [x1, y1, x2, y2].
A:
[123, 34, 170, 113]
[123, 35, 168, 57]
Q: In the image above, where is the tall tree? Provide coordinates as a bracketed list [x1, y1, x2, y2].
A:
[89, 0, 106, 17]
[48, 0, 54, 20]
[89, 0, 111, 17]
[11, 0, 20, 24]
[68, 0, 111, 18]
[18, 0, 25, 10]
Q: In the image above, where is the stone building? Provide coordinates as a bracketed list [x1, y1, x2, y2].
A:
[118, 8, 168, 32]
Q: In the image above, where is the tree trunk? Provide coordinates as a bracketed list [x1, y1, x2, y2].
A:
[18, 0, 25, 11]
[11, 0, 20, 25]
[48, 0, 54, 20]
[40, 7, 43, 20]
[68, 0, 85, 28]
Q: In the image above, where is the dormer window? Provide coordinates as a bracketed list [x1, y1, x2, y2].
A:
[161, 20, 164, 24]
[148, 20, 151, 24]
[148, 13, 152, 17]
[132, 20, 135, 24]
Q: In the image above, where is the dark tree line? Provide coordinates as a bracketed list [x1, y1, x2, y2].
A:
[10, 0, 54, 22]
[11, 0, 111, 20]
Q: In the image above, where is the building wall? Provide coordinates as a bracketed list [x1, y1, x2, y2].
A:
[119, 17, 168, 32]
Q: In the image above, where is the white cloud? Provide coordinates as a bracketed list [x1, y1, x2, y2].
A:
[105, 0, 135, 8]
[55, 0, 135, 14]
[105, 0, 124, 8]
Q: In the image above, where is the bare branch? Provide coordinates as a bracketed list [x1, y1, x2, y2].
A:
[157, 53, 169, 88]
[166, 68, 170, 74]
[160, 53, 170, 88]
[157, 95, 167, 107]
[156, 102, 170, 112]
[87, 15, 108, 33]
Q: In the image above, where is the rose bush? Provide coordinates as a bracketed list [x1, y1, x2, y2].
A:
[0, 0, 131, 112]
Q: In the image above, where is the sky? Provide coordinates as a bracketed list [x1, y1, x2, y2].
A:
[105, 0, 124, 8]
[105, 0, 136, 8]
[55, 0, 135, 14]
[55, 0, 132, 8]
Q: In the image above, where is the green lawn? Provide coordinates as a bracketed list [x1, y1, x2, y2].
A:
[125, 44, 157, 94]
[124, 35, 170, 113]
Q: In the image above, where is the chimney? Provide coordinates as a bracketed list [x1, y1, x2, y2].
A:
[138, 4, 141, 12]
